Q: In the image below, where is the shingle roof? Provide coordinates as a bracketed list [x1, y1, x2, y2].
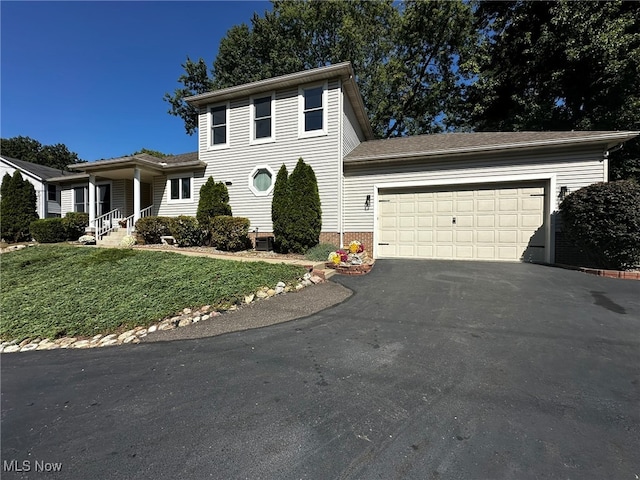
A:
[1, 155, 77, 180]
[344, 131, 640, 164]
[69, 152, 201, 171]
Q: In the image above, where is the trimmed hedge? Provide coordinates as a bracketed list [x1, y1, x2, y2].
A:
[62, 212, 89, 240]
[170, 216, 204, 247]
[134, 216, 173, 244]
[30, 218, 67, 243]
[559, 180, 640, 270]
[209, 216, 251, 251]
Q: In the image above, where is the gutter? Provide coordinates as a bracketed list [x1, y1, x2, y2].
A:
[344, 131, 640, 165]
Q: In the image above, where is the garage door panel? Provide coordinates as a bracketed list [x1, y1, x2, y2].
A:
[378, 183, 546, 261]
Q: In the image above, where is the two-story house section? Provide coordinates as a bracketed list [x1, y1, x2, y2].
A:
[184, 62, 373, 246]
[63, 61, 637, 263]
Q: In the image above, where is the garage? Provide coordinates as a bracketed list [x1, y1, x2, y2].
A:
[377, 182, 547, 262]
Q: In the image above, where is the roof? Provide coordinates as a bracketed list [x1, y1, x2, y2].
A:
[344, 131, 640, 165]
[0, 155, 78, 181]
[185, 62, 374, 140]
[68, 152, 203, 173]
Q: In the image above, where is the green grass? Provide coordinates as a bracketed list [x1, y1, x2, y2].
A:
[1, 245, 306, 342]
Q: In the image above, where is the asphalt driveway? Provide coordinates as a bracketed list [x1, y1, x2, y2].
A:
[2, 260, 639, 479]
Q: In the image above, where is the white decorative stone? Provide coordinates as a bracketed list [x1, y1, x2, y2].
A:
[91, 334, 103, 342]
[101, 334, 117, 342]
[3, 345, 20, 353]
[159, 323, 175, 331]
[178, 318, 192, 327]
[20, 344, 39, 352]
[275, 286, 284, 295]
[295, 283, 305, 291]
[72, 340, 91, 349]
[201, 314, 210, 321]
[183, 308, 192, 315]
[303, 272, 311, 280]
[267, 289, 276, 297]
[122, 336, 137, 344]
[99, 339, 118, 347]
[256, 290, 268, 299]
[192, 316, 201, 323]
[148, 325, 157, 333]
[244, 294, 255, 304]
[136, 329, 147, 336]
[118, 330, 136, 341]
[276, 281, 286, 288]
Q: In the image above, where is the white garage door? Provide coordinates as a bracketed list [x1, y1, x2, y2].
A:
[377, 183, 546, 262]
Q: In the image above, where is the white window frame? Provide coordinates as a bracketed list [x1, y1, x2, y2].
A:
[73, 185, 88, 213]
[248, 165, 275, 197]
[298, 81, 328, 138]
[250, 92, 276, 145]
[208, 102, 230, 150]
[167, 174, 194, 204]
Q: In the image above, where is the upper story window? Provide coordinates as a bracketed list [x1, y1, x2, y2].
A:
[209, 103, 229, 149]
[299, 82, 328, 138]
[47, 184, 57, 201]
[168, 175, 193, 203]
[251, 93, 275, 144]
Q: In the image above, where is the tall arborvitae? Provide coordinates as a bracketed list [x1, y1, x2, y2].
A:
[271, 164, 290, 253]
[286, 158, 322, 253]
[0, 171, 38, 243]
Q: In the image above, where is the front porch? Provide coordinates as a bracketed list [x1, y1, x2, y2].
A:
[69, 153, 205, 241]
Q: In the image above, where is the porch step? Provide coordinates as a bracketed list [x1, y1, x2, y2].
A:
[98, 228, 129, 247]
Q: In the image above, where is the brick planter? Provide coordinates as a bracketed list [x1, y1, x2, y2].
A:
[325, 262, 374, 275]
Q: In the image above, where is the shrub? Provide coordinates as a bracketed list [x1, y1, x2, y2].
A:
[169, 215, 204, 247]
[197, 176, 232, 224]
[209, 216, 251, 251]
[134, 216, 173, 244]
[62, 212, 89, 240]
[119, 235, 136, 248]
[286, 158, 322, 253]
[1, 171, 38, 243]
[271, 164, 291, 253]
[559, 180, 640, 270]
[305, 243, 339, 261]
[30, 218, 67, 243]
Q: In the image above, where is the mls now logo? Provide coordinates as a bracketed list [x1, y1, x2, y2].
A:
[3, 459, 63, 472]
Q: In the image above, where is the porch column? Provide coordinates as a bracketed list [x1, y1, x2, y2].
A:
[133, 167, 141, 222]
[88, 175, 96, 226]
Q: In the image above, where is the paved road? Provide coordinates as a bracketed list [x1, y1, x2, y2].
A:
[2, 260, 639, 479]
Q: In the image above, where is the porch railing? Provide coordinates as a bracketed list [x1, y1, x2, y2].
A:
[95, 208, 122, 240]
[123, 205, 154, 235]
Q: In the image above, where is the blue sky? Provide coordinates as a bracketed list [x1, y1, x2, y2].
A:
[1, 1, 271, 161]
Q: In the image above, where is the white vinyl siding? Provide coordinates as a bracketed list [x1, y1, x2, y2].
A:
[154, 170, 206, 217]
[343, 145, 607, 235]
[342, 93, 366, 156]
[196, 81, 341, 233]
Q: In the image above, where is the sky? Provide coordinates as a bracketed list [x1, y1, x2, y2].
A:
[1, 1, 271, 161]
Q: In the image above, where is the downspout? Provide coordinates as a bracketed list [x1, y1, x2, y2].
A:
[338, 78, 344, 248]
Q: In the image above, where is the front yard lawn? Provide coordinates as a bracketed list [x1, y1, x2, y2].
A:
[1, 245, 306, 342]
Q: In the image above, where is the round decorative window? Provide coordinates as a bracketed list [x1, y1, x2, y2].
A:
[248, 165, 275, 196]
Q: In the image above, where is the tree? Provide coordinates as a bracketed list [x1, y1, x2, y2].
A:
[285, 158, 322, 253]
[0, 136, 84, 171]
[196, 177, 232, 225]
[271, 164, 290, 252]
[164, 0, 477, 138]
[468, 0, 640, 179]
[130, 148, 170, 159]
[0, 171, 38, 243]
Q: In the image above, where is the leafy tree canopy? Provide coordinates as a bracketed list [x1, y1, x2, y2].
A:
[129, 148, 171, 159]
[1, 136, 84, 171]
[164, 0, 477, 138]
[468, 0, 640, 180]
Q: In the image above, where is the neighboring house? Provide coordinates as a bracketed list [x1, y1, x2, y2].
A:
[0, 155, 83, 218]
[66, 62, 638, 263]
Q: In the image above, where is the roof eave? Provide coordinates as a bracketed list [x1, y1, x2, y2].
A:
[69, 158, 206, 173]
[185, 62, 354, 107]
[344, 131, 640, 165]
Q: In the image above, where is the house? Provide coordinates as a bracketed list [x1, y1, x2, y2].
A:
[65, 62, 638, 263]
[0, 156, 82, 218]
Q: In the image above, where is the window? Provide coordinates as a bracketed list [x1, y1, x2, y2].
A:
[299, 83, 327, 137]
[74, 187, 87, 212]
[168, 176, 192, 202]
[209, 104, 229, 148]
[248, 165, 275, 196]
[47, 184, 57, 201]
[251, 93, 275, 143]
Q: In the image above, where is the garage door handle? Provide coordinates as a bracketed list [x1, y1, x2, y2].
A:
[452, 217, 456, 224]
[378, 242, 389, 246]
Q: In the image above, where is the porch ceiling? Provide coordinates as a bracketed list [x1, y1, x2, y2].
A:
[91, 166, 157, 183]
